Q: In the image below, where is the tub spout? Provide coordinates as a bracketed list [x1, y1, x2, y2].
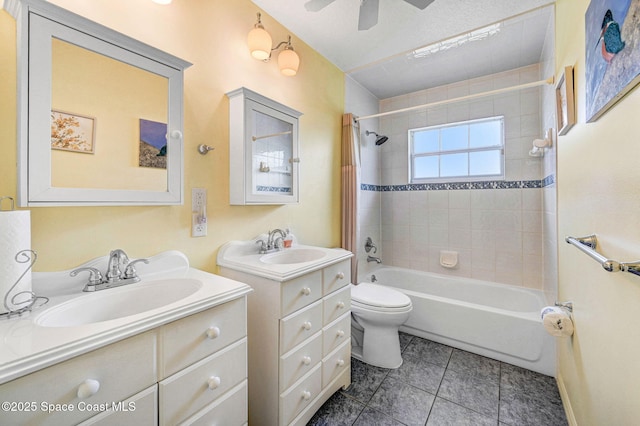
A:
[367, 255, 381, 264]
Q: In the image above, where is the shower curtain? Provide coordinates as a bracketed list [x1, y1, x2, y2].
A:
[341, 113, 360, 284]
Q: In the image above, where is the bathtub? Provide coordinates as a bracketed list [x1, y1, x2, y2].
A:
[360, 266, 556, 376]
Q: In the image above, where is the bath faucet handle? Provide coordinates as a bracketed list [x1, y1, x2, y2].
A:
[365, 237, 377, 254]
[256, 239, 267, 254]
[123, 258, 150, 279]
[70, 267, 104, 285]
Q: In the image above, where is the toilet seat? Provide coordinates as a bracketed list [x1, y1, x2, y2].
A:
[351, 283, 411, 311]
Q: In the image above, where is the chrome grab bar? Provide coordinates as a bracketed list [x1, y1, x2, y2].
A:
[565, 234, 640, 277]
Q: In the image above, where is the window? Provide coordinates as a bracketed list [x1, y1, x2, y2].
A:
[409, 116, 504, 182]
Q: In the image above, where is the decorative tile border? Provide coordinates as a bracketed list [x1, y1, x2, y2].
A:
[362, 175, 556, 191]
[542, 174, 555, 187]
[256, 186, 292, 193]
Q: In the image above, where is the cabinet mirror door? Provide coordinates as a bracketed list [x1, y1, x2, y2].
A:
[247, 100, 298, 202]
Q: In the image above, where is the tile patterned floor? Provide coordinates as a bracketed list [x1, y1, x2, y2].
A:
[308, 333, 567, 426]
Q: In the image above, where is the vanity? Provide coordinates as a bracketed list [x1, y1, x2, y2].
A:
[218, 239, 353, 426]
[0, 251, 252, 425]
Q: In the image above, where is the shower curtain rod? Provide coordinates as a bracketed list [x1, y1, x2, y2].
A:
[354, 76, 554, 122]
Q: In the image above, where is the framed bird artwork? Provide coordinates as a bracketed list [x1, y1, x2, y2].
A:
[585, 0, 640, 122]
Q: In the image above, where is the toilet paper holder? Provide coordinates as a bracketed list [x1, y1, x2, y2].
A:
[555, 301, 573, 312]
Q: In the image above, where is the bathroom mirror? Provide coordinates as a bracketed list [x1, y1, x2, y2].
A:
[6, 0, 191, 206]
[227, 88, 302, 205]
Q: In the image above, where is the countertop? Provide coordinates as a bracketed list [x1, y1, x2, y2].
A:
[0, 251, 252, 385]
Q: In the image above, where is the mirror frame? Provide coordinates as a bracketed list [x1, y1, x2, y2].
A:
[5, 0, 192, 206]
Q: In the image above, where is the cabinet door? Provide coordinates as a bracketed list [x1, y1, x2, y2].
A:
[245, 99, 299, 204]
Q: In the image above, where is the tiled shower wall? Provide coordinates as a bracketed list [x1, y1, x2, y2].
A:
[369, 65, 549, 289]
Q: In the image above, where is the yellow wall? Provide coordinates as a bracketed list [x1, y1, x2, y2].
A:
[51, 38, 168, 190]
[555, 0, 640, 424]
[0, 0, 344, 271]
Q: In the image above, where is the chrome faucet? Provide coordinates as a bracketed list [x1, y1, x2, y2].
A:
[268, 229, 287, 251]
[71, 249, 149, 292]
[257, 229, 287, 254]
[106, 249, 129, 283]
[367, 255, 382, 264]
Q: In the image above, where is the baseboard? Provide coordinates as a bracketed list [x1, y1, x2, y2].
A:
[556, 372, 578, 426]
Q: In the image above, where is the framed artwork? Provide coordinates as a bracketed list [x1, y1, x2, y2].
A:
[50, 110, 96, 153]
[556, 66, 576, 136]
[139, 118, 167, 169]
[585, 0, 640, 122]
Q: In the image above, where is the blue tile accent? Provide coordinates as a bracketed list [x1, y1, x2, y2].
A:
[255, 185, 292, 193]
[360, 177, 556, 192]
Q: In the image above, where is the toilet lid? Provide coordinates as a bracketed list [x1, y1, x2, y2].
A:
[351, 283, 411, 309]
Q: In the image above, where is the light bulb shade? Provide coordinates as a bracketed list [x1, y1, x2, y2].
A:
[248, 27, 272, 60]
[278, 48, 300, 76]
[152, 0, 172, 4]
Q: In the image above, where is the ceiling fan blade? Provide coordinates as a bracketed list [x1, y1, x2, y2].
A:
[304, 0, 337, 12]
[403, 0, 435, 10]
[358, 0, 379, 30]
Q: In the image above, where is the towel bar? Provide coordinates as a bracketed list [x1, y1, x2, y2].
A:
[565, 235, 640, 277]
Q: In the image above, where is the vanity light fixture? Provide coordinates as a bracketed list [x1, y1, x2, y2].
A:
[152, 0, 172, 4]
[247, 12, 300, 76]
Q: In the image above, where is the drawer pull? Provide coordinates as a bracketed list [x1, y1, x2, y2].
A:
[301, 390, 312, 401]
[302, 356, 312, 365]
[337, 359, 345, 367]
[301, 287, 311, 296]
[207, 376, 221, 390]
[336, 272, 345, 280]
[336, 330, 345, 338]
[337, 301, 345, 309]
[206, 326, 221, 339]
[302, 321, 312, 331]
[77, 379, 100, 399]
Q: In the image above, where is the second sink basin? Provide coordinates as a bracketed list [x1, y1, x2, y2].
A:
[260, 248, 327, 265]
[35, 278, 202, 327]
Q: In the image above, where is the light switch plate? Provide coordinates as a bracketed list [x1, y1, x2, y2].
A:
[192, 188, 207, 237]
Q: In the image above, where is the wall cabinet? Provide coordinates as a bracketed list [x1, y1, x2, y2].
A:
[219, 259, 352, 426]
[0, 297, 248, 425]
[226, 87, 302, 205]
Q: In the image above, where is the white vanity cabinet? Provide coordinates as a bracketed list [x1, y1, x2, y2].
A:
[0, 296, 249, 425]
[219, 259, 352, 426]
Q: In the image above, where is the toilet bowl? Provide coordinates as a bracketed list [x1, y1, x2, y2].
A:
[350, 282, 412, 369]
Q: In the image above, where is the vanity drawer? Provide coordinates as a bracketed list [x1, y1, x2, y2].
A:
[322, 260, 351, 295]
[0, 331, 157, 426]
[182, 380, 248, 426]
[159, 338, 247, 426]
[323, 284, 351, 325]
[281, 270, 322, 316]
[322, 313, 351, 356]
[279, 364, 322, 426]
[280, 300, 323, 354]
[322, 341, 351, 388]
[279, 332, 322, 392]
[160, 297, 247, 378]
[78, 385, 158, 426]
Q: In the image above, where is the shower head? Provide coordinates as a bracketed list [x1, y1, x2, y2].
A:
[365, 130, 389, 146]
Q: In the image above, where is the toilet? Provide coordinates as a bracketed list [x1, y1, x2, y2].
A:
[350, 282, 413, 369]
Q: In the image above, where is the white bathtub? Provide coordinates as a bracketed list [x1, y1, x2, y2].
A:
[360, 266, 556, 376]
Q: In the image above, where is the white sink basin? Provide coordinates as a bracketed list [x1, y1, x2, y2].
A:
[35, 279, 202, 327]
[260, 248, 327, 265]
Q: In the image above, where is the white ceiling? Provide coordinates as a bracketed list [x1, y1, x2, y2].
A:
[251, 0, 555, 99]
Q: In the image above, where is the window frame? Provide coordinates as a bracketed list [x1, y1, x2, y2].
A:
[408, 116, 505, 183]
